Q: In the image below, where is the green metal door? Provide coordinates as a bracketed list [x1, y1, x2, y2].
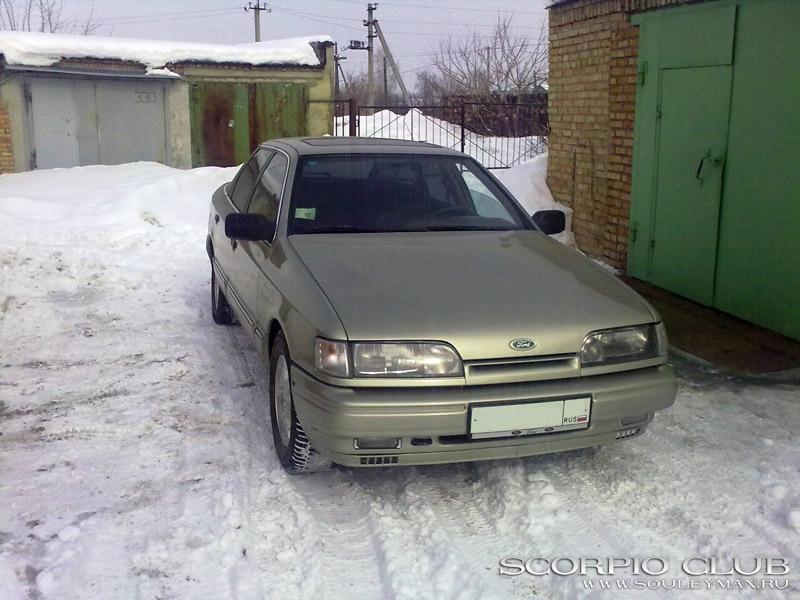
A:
[190, 81, 308, 167]
[649, 66, 731, 305]
[630, 0, 800, 340]
[713, 0, 800, 340]
[190, 81, 251, 167]
[251, 83, 308, 147]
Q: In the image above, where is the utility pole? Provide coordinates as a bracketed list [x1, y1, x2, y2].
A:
[365, 3, 377, 105]
[373, 19, 411, 105]
[244, 1, 270, 43]
[334, 42, 347, 99]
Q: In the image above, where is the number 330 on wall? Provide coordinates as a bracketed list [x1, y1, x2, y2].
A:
[134, 91, 157, 104]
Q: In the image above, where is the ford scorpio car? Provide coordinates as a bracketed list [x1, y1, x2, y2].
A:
[206, 137, 677, 473]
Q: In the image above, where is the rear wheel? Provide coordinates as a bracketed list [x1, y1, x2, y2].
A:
[269, 333, 331, 474]
[211, 265, 234, 325]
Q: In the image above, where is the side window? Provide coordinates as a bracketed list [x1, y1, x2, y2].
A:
[247, 152, 288, 227]
[229, 150, 272, 211]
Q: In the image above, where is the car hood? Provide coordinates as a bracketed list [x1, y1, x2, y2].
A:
[289, 231, 656, 360]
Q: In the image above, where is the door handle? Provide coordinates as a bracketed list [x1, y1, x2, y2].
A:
[214, 214, 220, 224]
[695, 156, 707, 180]
[696, 150, 724, 185]
[231, 239, 238, 251]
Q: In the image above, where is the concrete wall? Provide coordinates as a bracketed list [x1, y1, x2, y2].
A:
[165, 80, 192, 169]
[547, 0, 692, 268]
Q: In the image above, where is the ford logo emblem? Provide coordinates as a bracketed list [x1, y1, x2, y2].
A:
[509, 338, 537, 351]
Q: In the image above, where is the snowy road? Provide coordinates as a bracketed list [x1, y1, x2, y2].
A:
[1, 163, 798, 599]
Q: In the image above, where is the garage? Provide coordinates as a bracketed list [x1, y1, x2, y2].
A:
[626, 0, 800, 341]
[28, 77, 169, 169]
[546, 0, 799, 342]
[0, 31, 335, 172]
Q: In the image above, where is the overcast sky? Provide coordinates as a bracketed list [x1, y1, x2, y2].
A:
[61, 0, 549, 83]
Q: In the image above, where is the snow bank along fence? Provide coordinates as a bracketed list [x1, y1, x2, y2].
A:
[325, 100, 549, 169]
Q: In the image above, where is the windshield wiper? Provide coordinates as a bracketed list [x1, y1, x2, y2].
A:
[297, 225, 373, 234]
[414, 224, 517, 232]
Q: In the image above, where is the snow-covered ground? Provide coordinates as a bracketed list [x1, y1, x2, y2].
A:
[337, 108, 546, 168]
[1, 161, 799, 599]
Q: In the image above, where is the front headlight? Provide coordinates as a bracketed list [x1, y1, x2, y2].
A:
[580, 324, 660, 367]
[354, 342, 463, 377]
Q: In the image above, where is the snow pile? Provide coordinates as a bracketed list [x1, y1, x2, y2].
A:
[0, 162, 236, 232]
[337, 108, 546, 168]
[1, 163, 799, 599]
[492, 153, 575, 247]
[0, 31, 332, 70]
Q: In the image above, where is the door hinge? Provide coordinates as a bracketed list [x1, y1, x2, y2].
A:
[637, 61, 648, 86]
[649, 238, 656, 249]
[630, 221, 638, 243]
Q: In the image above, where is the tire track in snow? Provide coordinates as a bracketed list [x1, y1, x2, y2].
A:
[292, 472, 389, 600]
[196, 319, 326, 599]
[412, 463, 540, 598]
[342, 468, 511, 600]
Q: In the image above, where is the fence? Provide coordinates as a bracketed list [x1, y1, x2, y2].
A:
[328, 100, 548, 169]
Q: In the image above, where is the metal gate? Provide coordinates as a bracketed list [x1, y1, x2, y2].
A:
[189, 81, 308, 167]
[331, 100, 548, 169]
[28, 77, 168, 169]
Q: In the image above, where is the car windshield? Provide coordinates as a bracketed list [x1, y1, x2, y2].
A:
[287, 154, 529, 234]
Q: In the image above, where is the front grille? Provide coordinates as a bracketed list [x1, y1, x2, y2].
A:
[465, 354, 579, 385]
[360, 455, 399, 465]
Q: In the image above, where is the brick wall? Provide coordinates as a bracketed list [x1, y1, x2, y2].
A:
[546, 0, 690, 269]
[0, 100, 14, 174]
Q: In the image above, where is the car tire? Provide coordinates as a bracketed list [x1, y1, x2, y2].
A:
[211, 265, 235, 325]
[269, 333, 331, 474]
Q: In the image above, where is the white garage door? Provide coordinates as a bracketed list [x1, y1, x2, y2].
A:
[29, 78, 168, 169]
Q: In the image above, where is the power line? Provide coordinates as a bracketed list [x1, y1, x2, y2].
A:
[270, 5, 536, 39]
[303, 0, 546, 15]
[96, 8, 238, 25]
[269, 6, 364, 32]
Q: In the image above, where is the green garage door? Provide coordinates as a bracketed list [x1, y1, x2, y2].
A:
[713, 0, 800, 339]
[190, 81, 307, 167]
[629, 0, 800, 340]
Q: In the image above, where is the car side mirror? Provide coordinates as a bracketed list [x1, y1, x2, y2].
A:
[225, 213, 275, 241]
[532, 210, 566, 235]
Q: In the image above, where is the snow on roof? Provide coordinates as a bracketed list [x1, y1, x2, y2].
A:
[0, 31, 333, 70]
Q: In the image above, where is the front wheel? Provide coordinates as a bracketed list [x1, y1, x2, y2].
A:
[269, 333, 331, 474]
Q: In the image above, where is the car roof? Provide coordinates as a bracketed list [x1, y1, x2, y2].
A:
[260, 137, 467, 157]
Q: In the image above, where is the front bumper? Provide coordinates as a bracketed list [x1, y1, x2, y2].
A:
[291, 364, 677, 467]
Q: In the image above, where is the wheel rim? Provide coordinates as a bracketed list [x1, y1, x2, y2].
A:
[274, 356, 292, 447]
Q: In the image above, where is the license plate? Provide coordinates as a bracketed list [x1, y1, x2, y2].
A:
[470, 397, 591, 439]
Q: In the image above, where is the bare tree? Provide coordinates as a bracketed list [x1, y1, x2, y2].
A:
[418, 16, 548, 102]
[413, 16, 549, 137]
[0, 0, 100, 34]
